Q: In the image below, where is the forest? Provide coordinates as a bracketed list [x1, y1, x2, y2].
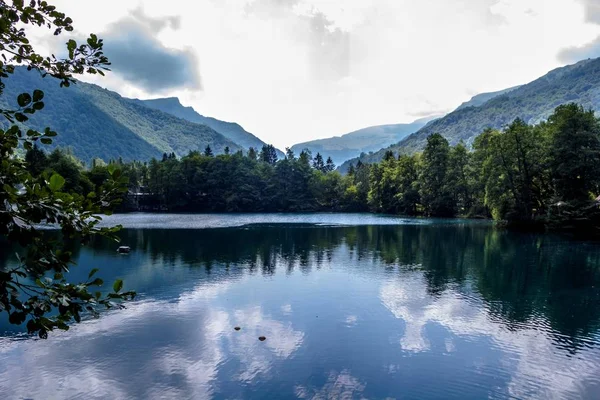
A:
[25, 103, 600, 232]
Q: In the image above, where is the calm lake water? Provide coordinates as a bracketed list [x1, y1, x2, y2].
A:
[1, 213, 600, 399]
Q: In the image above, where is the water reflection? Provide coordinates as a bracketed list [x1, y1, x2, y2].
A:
[1, 220, 600, 399]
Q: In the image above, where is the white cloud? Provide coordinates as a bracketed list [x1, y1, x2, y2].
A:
[0, 281, 304, 399]
[379, 272, 600, 399]
[38, 0, 600, 149]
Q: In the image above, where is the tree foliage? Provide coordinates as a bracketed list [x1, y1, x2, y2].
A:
[1, 1, 134, 338]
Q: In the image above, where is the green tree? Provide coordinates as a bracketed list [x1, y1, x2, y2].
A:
[419, 133, 455, 217]
[260, 144, 278, 165]
[478, 119, 548, 222]
[395, 154, 420, 215]
[0, 2, 134, 338]
[325, 156, 335, 172]
[447, 142, 472, 215]
[547, 103, 600, 202]
[24, 143, 48, 176]
[247, 147, 257, 161]
[312, 152, 325, 172]
[204, 145, 213, 157]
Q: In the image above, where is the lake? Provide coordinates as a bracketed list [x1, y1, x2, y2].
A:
[1, 213, 600, 399]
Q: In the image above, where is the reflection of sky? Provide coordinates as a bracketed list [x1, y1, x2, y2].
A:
[96, 212, 487, 229]
[380, 272, 600, 399]
[0, 280, 305, 399]
[1, 224, 600, 399]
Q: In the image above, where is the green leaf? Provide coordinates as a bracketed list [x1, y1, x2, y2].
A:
[88, 268, 99, 279]
[89, 278, 104, 286]
[14, 113, 28, 122]
[113, 279, 123, 293]
[33, 101, 44, 111]
[33, 89, 44, 102]
[67, 39, 76, 59]
[49, 173, 65, 192]
[17, 93, 32, 107]
[107, 163, 117, 175]
[40, 137, 52, 145]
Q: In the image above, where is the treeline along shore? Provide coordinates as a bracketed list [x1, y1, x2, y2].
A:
[23, 103, 600, 234]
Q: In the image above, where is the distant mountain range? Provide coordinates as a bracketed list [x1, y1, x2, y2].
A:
[340, 58, 600, 171]
[290, 116, 439, 166]
[0, 67, 276, 163]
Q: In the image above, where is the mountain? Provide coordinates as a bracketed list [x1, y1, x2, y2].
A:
[339, 58, 600, 171]
[131, 97, 283, 157]
[290, 116, 438, 166]
[0, 67, 242, 163]
[455, 85, 521, 110]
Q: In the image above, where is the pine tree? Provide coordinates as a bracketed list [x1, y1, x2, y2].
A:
[313, 153, 325, 172]
[260, 145, 278, 165]
[247, 147, 257, 160]
[325, 157, 335, 172]
[204, 145, 214, 157]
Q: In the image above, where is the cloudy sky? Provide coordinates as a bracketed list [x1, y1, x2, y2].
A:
[35, 0, 600, 149]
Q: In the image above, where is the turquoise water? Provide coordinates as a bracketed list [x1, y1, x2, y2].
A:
[1, 213, 600, 399]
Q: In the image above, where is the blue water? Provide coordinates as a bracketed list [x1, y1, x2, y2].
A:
[1, 213, 599, 399]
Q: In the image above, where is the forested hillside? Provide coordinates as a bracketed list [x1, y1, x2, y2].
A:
[34, 103, 600, 233]
[132, 97, 283, 157]
[0, 68, 241, 163]
[290, 117, 435, 165]
[341, 58, 600, 170]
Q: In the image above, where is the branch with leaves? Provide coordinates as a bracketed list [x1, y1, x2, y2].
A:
[0, 0, 134, 338]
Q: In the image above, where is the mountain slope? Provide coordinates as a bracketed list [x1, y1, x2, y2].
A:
[455, 85, 521, 110]
[0, 68, 241, 163]
[291, 116, 437, 166]
[340, 58, 600, 170]
[132, 97, 281, 156]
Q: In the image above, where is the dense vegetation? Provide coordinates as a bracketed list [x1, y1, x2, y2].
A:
[1, 0, 134, 338]
[342, 58, 600, 170]
[0, 67, 242, 162]
[35, 103, 600, 232]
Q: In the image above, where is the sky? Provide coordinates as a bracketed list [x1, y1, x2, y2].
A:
[30, 0, 600, 149]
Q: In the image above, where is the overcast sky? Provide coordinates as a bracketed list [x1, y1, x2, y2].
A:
[35, 0, 600, 149]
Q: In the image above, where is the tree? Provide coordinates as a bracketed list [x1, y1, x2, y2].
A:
[419, 133, 455, 217]
[285, 147, 295, 160]
[347, 163, 355, 176]
[395, 154, 420, 215]
[547, 103, 600, 202]
[325, 156, 335, 172]
[312, 152, 325, 172]
[447, 142, 472, 214]
[260, 144, 278, 165]
[224, 146, 230, 155]
[247, 147, 257, 161]
[0, 2, 134, 338]
[24, 143, 48, 176]
[204, 145, 213, 157]
[476, 119, 548, 222]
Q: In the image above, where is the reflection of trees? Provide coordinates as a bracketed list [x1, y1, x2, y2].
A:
[6, 223, 600, 348]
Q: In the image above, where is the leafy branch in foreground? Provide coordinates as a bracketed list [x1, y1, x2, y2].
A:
[0, 1, 133, 338]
